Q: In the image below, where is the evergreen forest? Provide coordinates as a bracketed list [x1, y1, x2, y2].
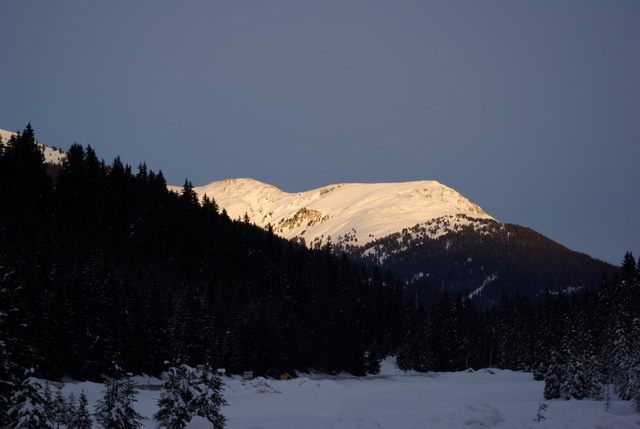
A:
[1, 125, 639, 417]
[348, 217, 617, 308]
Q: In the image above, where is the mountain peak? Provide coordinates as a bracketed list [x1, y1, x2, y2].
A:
[178, 178, 495, 249]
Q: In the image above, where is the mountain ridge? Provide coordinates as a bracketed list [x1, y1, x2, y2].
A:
[171, 177, 617, 306]
[169, 177, 495, 250]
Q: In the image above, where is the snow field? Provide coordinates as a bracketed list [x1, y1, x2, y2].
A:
[57, 358, 639, 429]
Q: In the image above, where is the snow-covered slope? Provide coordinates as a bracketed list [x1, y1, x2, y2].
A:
[0, 128, 13, 143]
[0, 128, 66, 164]
[170, 178, 495, 249]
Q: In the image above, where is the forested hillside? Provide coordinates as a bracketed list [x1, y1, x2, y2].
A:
[350, 219, 617, 308]
[0, 125, 404, 382]
[1, 125, 639, 415]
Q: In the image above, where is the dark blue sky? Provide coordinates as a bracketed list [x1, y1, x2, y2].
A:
[2, 1, 639, 265]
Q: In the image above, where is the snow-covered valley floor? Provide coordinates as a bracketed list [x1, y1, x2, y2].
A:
[59, 358, 639, 429]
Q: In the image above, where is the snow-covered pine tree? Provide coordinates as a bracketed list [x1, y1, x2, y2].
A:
[6, 368, 53, 429]
[627, 318, 640, 412]
[94, 369, 145, 429]
[559, 313, 604, 400]
[611, 253, 638, 400]
[155, 364, 227, 429]
[189, 366, 227, 429]
[67, 393, 76, 424]
[557, 325, 583, 400]
[50, 387, 70, 429]
[561, 359, 593, 400]
[71, 392, 92, 429]
[586, 354, 606, 400]
[628, 363, 640, 413]
[611, 294, 632, 400]
[543, 351, 563, 400]
[154, 364, 194, 429]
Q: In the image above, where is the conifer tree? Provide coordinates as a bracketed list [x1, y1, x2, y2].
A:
[0, 124, 52, 228]
[51, 388, 69, 429]
[397, 305, 432, 372]
[201, 194, 219, 214]
[155, 364, 227, 429]
[154, 364, 194, 429]
[558, 311, 603, 400]
[7, 368, 53, 429]
[181, 179, 199, 207]
[189, 366, 227, 429]
[627, 318, 640, 412]
[543, 351, 563, 400]
[611, 287, 633, 399]
[94, 367, 145, 429]
[70, 392, 92, 429]
[67, 393, 76, 424]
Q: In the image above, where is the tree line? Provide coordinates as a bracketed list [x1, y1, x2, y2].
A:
[395, 252, 640, 410]
[0, 125, 403, 379]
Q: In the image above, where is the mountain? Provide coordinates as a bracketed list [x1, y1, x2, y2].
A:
[176, 178, 617, 307]
[355, 219, 616, 306]
[2, 125, 616, 306]
[169, 178, 494, 250]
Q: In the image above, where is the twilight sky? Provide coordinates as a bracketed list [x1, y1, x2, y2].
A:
[2, 1, 639, 265]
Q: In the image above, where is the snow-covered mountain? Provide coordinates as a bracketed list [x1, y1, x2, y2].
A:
[171, 178, 616, 307]
[170, 178, 495, 249]
[0, 128, 66, 164]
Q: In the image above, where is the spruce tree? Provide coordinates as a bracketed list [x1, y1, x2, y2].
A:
[70, 392, 92, 429]
[180, 179, 199, 208]
[154, 364, 193, 429]
[558, 311, 603, 400]
[94, 369, 145, 429]
[7, 368, 53, 429]
[397, 305, 432, 372]
[627, 318, 640, 412]
[155, 364, 227, 429]
[189, 366, 227, 429]
[51, 388, 69, 429]
[611, 293, 632, 399]
[0, 124, 52, 229]
[543, 351, 563, 400]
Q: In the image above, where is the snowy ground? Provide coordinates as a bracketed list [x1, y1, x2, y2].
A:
[58, 358, 639, 429]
